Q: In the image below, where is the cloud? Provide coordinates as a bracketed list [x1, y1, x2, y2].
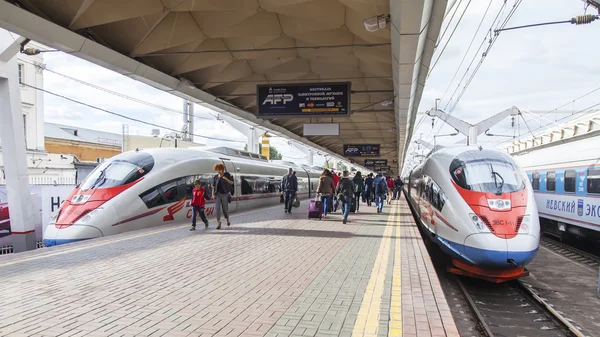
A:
[413, 0, 600, 155]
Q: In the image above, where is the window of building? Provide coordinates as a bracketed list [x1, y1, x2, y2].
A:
[587, 168, 600, 194]
[564, 170, 576, 193]
[531, 172, 540, 191]
[546, 171, 556, 192]
[18, 63, 24, 84]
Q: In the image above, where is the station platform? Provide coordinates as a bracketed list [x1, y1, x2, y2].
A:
[0, 198, 459, 337]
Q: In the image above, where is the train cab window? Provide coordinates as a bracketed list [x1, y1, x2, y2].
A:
[587, 168, 600, 194]
[451, 159, 526, 193]
[546, 171, 556, 192]
[531, 172, 540, 191]
[80, 152, 154, 191]
[564, 170, 576, 193]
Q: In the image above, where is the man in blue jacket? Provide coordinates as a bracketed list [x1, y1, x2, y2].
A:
[374, 173, 388, 213]
[281, 168, 298, 214]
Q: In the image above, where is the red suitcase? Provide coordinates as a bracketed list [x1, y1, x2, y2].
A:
[308, 199, 323, 220]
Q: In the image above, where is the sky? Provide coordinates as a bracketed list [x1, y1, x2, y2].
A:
[403, 0, 600, 173]
[5, 0, 599, 172]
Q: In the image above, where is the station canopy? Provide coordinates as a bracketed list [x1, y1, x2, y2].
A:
[1, 0, 446, 172]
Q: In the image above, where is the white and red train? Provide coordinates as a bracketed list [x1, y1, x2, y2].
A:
[406, 146, 540, 282]
[43, 147, 322, 246]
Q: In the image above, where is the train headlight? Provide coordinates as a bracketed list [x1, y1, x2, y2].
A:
[519, 215, 531, 234]
[469, 213, 490, 233]
[49, 211, 59, 225]
[75, 207, 103, 225]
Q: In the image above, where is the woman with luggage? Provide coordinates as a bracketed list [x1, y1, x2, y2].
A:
[317, 169, 335, 219]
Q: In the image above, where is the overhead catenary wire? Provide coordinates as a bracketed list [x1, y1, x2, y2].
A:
[424, 0, 513, 146]
[22, 83, 246, 143]
[427, 0, 473, 79]
[20, 59, 217, 121]
[439, 0, 494, 103]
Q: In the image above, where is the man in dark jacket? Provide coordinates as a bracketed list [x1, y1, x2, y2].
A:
[364, 173, 375, 207]
[281, 168, 298, 213]
[335, 170, 355, 224]
[393, 176, 403, 200]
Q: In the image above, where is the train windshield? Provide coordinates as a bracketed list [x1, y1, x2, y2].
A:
[450, 153, 525, 194]
[79, 152, 154, 191]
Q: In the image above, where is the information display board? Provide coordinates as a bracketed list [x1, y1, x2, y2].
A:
[343, 144, 380, 157]
[257, 82, 350, 118]
[364, 159, 387, 167]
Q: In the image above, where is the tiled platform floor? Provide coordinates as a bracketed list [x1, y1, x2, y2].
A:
[0, 197, 459, 337]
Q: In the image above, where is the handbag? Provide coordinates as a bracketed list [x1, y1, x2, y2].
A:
[227, 193, 232, 203]
[280, 194, 285, 203]
[293, 196, 300, 208]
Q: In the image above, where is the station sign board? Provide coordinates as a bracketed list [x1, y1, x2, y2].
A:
[364, 159, 387, 167]
[343, 144, 380, 157]
[256, 82, 351, 118]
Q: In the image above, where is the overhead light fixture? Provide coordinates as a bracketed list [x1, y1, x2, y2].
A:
[363, 14, 390, 32]
[381, 99, 394, 107]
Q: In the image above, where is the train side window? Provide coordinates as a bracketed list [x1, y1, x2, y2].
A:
[546, 171, 556, 192]
[564, 170, 576, 193]
[160, 180, 180, 203]
[140, 188, 164, 209]
[183, 175, 214, 199]
[587, 168, 600, 194]
[531, 172, 540, 191]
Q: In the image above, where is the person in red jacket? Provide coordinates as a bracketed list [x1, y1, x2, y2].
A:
[190, 180, 209, 230]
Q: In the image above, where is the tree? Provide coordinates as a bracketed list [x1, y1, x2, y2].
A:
[244, 144, 248, 151]
[258, 144, 283, 160]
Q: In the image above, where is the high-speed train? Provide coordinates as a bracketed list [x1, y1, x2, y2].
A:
[43, 147, 322, 247]
[406, 146, 540, 282]
[510, 122, 600, 242]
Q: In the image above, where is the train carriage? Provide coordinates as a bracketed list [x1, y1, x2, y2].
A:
[406, 146, 540, 282]
[43, 147, 321, 246]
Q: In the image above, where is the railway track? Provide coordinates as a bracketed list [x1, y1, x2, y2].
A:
[540, 236, 600, 271]
[456, 276, 583, 337]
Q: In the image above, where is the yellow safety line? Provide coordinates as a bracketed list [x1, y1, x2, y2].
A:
[352, 203, 400, 337]
[389, 204, 403, 336]
[0, 204, 280, 268]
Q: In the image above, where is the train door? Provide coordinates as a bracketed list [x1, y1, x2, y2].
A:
[220, 158, 238, 213]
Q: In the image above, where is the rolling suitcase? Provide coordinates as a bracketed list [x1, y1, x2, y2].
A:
[350, 197, 356, 213]
[308, 198, 323, 220]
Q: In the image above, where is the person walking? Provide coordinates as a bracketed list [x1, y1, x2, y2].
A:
[374, 173, 388, 213]
[393, 176, 403, 200]
[190, 180, 209, 230]
[335, 171, 355, 224]
[386, 176, 394, 204]
[212, 163, 234, 229]
[317, 169, 335, 219]
[352, 171, 364, 213]
[281, 168, 298, 214]
[364, 173, 374, 207]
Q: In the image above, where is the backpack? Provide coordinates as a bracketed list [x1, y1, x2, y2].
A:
[378, 179, 387, 194]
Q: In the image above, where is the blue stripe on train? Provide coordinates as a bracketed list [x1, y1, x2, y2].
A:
[434, 236, 538, 268]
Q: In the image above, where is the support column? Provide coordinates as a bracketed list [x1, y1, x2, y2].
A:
[0, 37, 36, 252]
[306, 148, 313, 166]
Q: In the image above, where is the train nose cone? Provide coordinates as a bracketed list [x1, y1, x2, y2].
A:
[463, 233, 539, 268]
[43, 225, 103, 247]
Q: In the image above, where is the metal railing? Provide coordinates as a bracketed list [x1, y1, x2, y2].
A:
[0, 240, 45, 255]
